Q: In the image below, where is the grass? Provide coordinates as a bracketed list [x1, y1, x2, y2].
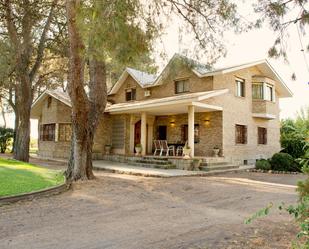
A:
[0, 158, 65, 197]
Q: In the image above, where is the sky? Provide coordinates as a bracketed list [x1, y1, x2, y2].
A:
[1, 1, 309, 138]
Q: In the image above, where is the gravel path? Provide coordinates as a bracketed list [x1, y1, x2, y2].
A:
[0, 167, 303, 249]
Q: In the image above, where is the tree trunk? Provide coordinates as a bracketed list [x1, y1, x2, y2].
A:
[13, 79, 33, 162]
[12, 108, 19, 153]
[65, 0, 107, 181]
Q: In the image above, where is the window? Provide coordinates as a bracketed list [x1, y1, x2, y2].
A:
[175, 79, 189, 94]
[40, 124, 55, 141]
[235, 78, 245, 97]
[59, 123, 72, 142]
[265, 84, 274, 101]
[235, 124, 247, 144]
[47, 96, 52, 108]
[181, 124, 199, 143]
[258, 127, 267, 145]
[112, 118, 125, 149]
[125, 88, 136, 101]
[252, 83, 264, 99]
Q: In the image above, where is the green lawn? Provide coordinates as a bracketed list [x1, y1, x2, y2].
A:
[0, 158, 64, 197]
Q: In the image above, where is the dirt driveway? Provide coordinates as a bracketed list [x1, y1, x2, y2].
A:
[0, 167, 304, 249]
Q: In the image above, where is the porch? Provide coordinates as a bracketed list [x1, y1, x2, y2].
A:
[106, 90, 228, 158]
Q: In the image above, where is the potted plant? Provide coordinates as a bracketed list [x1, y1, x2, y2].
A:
[213, 146, 220, 157]
[192, 159, 201, 171]
[183, 144, 191, 159]
[105, 144, 112, 155]
[135, 144, 142, 155]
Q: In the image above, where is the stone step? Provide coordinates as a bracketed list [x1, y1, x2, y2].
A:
[128, 159, 171, 165]
[200, 164, 239, 172]
[200, 161, 230, 167]
[127, 162, 176, 169]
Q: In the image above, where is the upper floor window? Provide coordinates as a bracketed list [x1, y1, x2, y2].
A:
[252, 82, 274, 101]
[40, 124, 55, 141]
[175, 79, 189, 94]
[235, 78, 245, 97]
[235, 124, 247, 144]
[265, 84, 274, 101]
[258, 127, 267, 145]
[252, 83, 263, 99]
[125, 88, 136, 101]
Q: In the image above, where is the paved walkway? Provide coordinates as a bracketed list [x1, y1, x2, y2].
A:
[92, 160, 254, 177]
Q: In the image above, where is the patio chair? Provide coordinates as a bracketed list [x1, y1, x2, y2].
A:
[176, 146, 183, 156]
[153, 140, 161, 156]
[160, 140, 175, 156]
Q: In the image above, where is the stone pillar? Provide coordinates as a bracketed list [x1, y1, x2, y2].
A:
[188, 105, 194, 157]
[141, 112, 147, 156]
[129, 115, 135, 154]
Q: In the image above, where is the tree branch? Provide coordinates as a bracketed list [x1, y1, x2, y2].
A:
[29, 0, 58, 82]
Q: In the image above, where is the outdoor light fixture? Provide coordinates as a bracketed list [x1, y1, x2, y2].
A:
[204, 118, 210, 125]
[170, 121, 175, 127]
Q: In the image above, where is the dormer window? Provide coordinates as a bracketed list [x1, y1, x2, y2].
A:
[175, 79, 189, 94]
[125, 88, 136, 101]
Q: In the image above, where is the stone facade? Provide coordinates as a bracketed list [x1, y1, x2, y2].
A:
[35, 60, 285, 165]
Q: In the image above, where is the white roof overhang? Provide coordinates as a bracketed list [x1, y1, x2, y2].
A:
[106, 89, 228, 115]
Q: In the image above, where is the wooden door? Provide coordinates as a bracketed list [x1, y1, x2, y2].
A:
[134, 120, 141, 146]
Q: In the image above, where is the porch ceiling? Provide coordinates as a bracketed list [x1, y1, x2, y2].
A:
[106, 89, 227, 115]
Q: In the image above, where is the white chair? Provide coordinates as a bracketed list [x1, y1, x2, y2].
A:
[153, 140, 161, 156]
[160, 140, 175, 156]
[176, 146, 183, 156]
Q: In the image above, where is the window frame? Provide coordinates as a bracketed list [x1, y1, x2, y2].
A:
[252, 82, 264, 100]
[235, 124, 247, 144]
[265, 84, 274, 102]
[258, 127, 267, 145]
[175, 79, 190, 94]
[235, 77, 245, 98]
[125, 88, 136, 101]
[58, 123, 72, 142]
[40, 123, 56, 141]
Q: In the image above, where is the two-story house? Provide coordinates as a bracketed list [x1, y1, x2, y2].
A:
[31, 54, 292, 165]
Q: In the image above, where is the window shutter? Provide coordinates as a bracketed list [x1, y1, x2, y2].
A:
[244, 126, 247, 144]
[264, 128, 267, 144]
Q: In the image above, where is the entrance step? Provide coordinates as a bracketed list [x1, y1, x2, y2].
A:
[200, 164, 239, 172]
[126, 157, 176, 169]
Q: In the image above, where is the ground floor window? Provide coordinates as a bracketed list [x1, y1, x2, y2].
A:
[181, 124, 199, 143]
[40, 124, 56, 141]
[235, 124, 247, 144]
[258, 127, 267, 144]
[59, 123, 72, 142]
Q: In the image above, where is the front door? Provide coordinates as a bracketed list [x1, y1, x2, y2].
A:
[134, 120, 141, 147]
[157, 125, 167, 140]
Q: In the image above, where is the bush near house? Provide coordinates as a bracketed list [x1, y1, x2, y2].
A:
[255, 159, 271, 171]
[270, 152, 300, 172]
[0, 127, 14, 153]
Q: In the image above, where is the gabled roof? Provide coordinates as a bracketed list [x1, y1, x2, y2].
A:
[109, 53, 292, 98]
[31, 89, 71, 118]
[109, 67, 157, 94]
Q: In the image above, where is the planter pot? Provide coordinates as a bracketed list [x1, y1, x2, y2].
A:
[105, 145, 112, 155]
[135, 147, 142, 156]
[183, 148, 191, 159]
[213, 149, 220, 157]
[192, 160, 201, 171]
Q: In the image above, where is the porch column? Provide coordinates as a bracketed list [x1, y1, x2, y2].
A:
[141, 112, 147, 155]
[147, 116, 155, 154]
[129, 115, 135, 154]
[188, 105, 194, 157]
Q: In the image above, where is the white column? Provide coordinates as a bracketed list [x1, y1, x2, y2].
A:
[141, 112, 147, 156]
[188, 105, 194, 157]
[147, 116, 155, 154]
[129, 115, 135, 154]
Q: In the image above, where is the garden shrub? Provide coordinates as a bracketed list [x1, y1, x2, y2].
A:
[0, 127, 14, 153]
[255, 159, 271, 171]
[270, 152, 300, 172]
